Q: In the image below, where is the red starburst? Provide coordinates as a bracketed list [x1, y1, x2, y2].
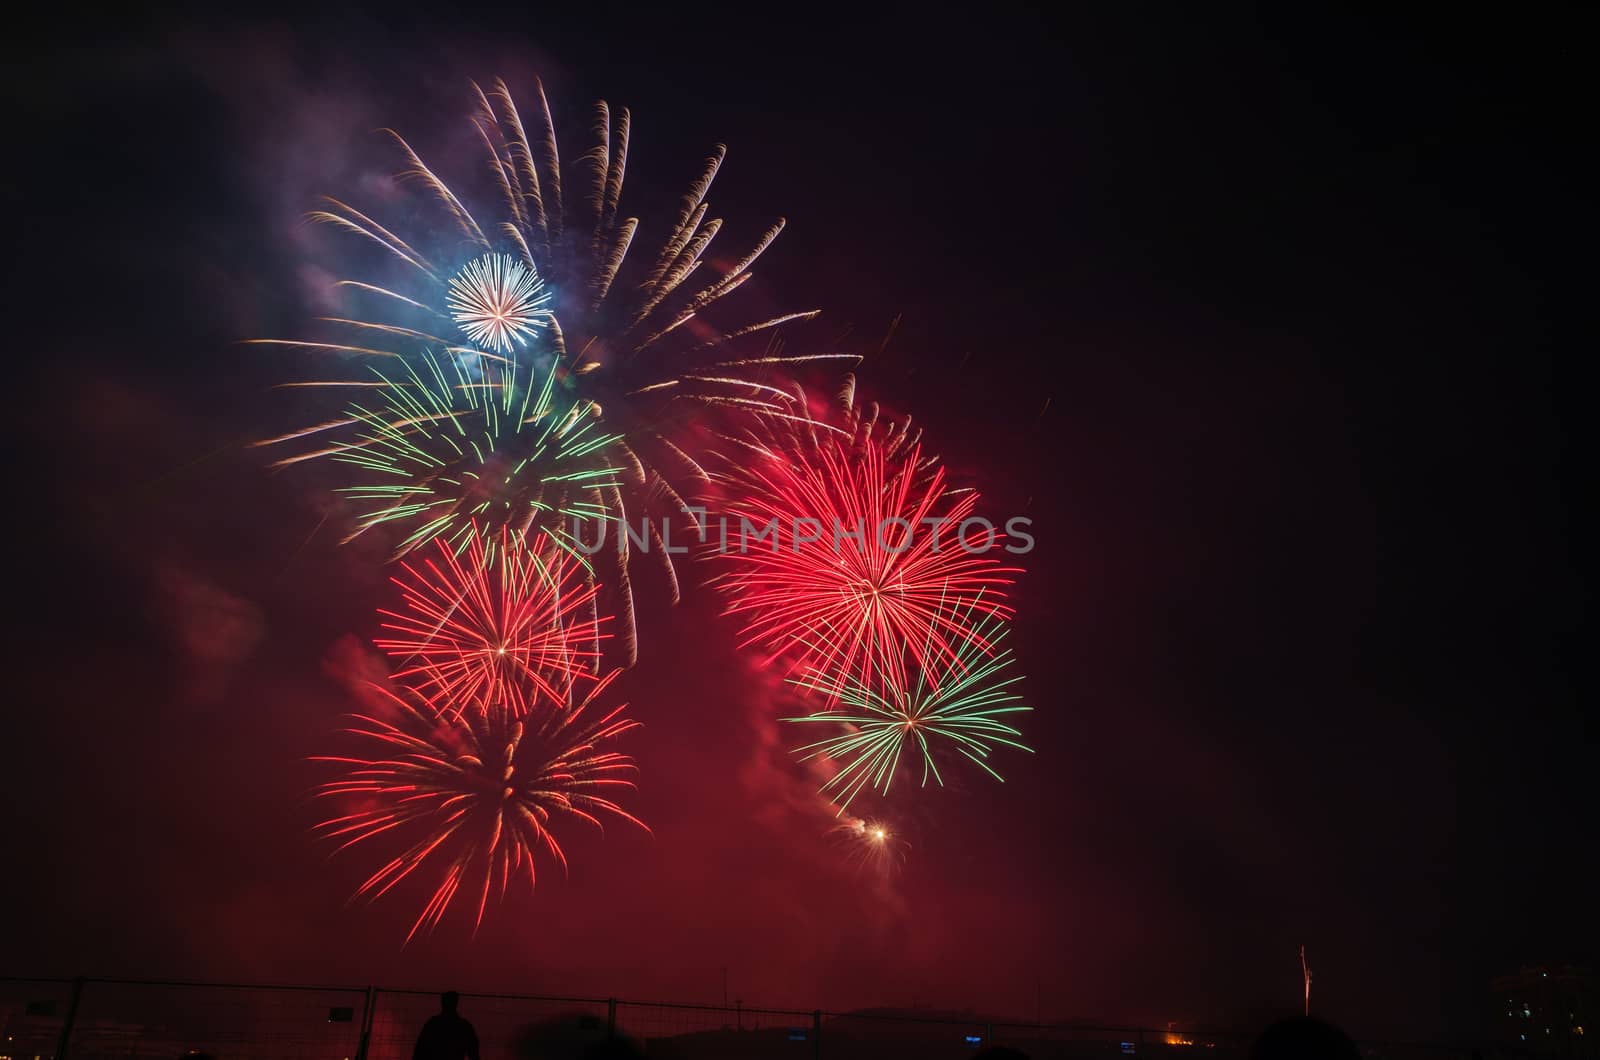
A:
[712, 429, 1017, 698]
[313, 669, 647, 941]
[374, 527, 606, 717]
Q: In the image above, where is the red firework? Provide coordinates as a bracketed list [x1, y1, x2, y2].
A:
[313, 670, 647, 941]
[374, 528, 606, 717]
[712, 425, 1017, 697]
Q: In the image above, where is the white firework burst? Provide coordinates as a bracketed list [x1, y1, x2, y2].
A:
[446, 253, 552, 353]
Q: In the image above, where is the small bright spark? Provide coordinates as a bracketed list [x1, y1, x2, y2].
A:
[447, 253, 551, 353]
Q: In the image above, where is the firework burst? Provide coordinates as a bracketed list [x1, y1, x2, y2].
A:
[375, 527, 607, 717]
[259, 346, 620, 560]
[785, 601, 1032, 809]
[710, 395, 1019, 696]
[829, 813, 908, 873]
[252, 77, 860, 659]
[446, 253, 552, 353]
[313, 670, 646, 942]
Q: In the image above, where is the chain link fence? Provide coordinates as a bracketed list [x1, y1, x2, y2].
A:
[0, 976, 1515, 1059]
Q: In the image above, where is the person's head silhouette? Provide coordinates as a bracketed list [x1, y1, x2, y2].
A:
[440, 990, 460, 1015]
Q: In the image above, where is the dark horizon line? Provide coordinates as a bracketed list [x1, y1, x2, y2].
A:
[1, 971, 1490, 1047]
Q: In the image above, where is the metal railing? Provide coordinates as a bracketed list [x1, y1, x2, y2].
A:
[0, 975, 1507, 1059]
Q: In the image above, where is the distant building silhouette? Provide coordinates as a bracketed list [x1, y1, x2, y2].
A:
[1491, 963, 1595, 1053]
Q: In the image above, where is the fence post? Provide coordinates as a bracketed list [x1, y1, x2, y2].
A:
[607, 998, 616, 1040]
[812, 1009, 821, 1059]
[354, 985, 377, 1060]
[52, 976, 84, 1060]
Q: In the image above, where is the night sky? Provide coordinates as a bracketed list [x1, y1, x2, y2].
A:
[4, 6, 1585, 1044]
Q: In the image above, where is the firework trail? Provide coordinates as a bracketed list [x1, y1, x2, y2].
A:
[253, 77, 860, 659]
[785, 599, 1032, 809]
[709, 385, 1019, 697]
[313, 669, 646, 941]
[375, 526, 607, 717]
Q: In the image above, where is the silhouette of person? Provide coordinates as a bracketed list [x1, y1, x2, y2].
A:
[1250, 1016, 1359, 1060]
[414, 991, 481, 1060]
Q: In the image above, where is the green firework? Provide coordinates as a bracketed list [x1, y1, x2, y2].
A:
[333, 347, 621, 559]
[784, 602, 1033, 809]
